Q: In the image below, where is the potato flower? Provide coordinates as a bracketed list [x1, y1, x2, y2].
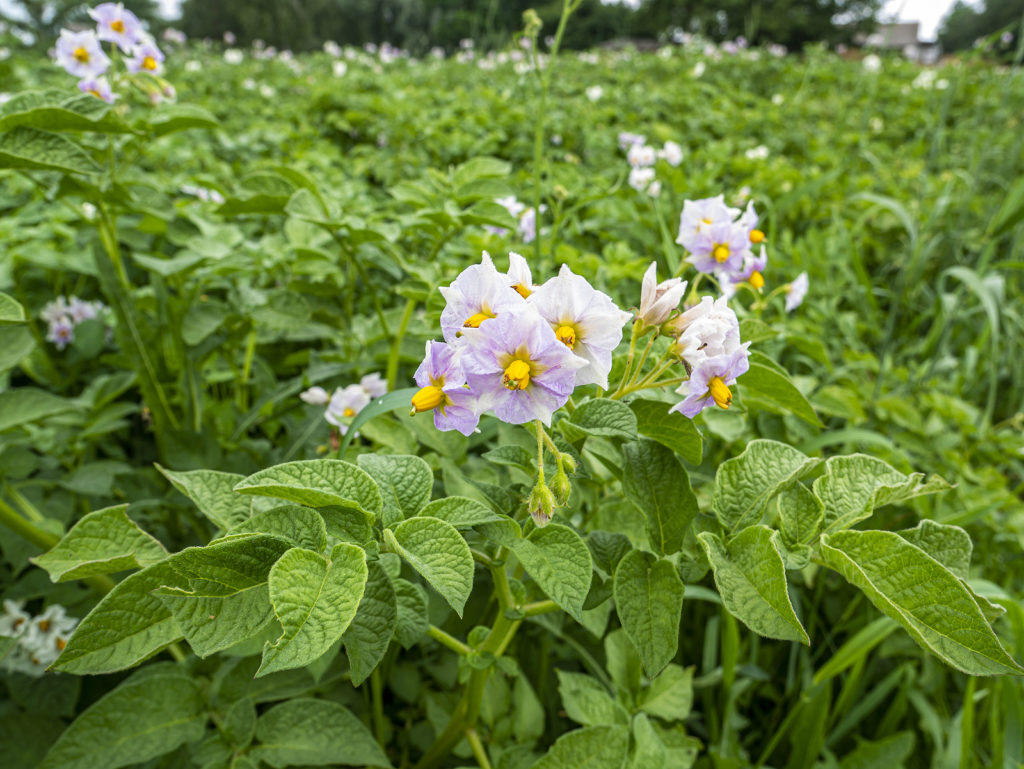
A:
[439, 252, 527, 343]
[89, 3, 144, 53]
[675, 195, 740, 246]
[460, 309, 586, 425]
[670, 296, 744, 367]
[670, 346, 750, 418]
[527, 264, 631, 389]
[684, 220, 749, 275]
[127, 39, 165, 75]
[785, 272, 809, 312]
[77, 76, 115, 103]
[55, 29, 110, 78]
[325, 385, 371, 433]
[410, 341, 480, 435]
[637, 262, 687, 328]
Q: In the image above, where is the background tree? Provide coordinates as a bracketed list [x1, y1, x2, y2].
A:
[177, 0, 881, 53]
[938, 0, 1024, 54]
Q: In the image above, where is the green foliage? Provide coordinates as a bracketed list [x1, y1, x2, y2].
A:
[2, 20, 1024, 769]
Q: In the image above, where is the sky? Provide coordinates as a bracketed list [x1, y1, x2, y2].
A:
[881, 0, 961, 41]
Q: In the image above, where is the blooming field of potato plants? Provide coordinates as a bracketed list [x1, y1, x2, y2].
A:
[2, 3, 1024, 769]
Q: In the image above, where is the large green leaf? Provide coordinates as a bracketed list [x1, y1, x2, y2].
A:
[613, 550, 685, 677]
[557, 670, 629, 726]
[418, 496, 505, 528]
[234, 459, 383, 518]
[776, 483, 824, 547]
[738, 355, 822, 427]
[513, 524, 593, 621]
[39, 666, 206, 769]
[621, 439, 698, 556]
[898, 519, 972, 578]
[157, 465, 252, 530]
[813, 455, 951, 534]
[251, 698, 392, 768]
[155, 535, 291, 657]
[259, 544, 368, 676]
[0, 388, 77, 432]
[532, 725, 630, 769]
[564, 398, 638, 441]
[0, 91, 132, 133]
[698, 526, 809, 644]
[629, 398, 703, 464]
[393, 577, 430, 649]
[229, 505, 327, 552]
[32, 505, 166, 582]
[384, 516, 473, 616]
[819, 530, 1024, 675]
[0, 127, 100, 174]
[638, 663, 693, 722]
[711, 439, 820, 533]
[357, 453, 433, 526]
[0, 292, 26, 325]
[53, 562, 184, 674]
[342, 560, 397, 685]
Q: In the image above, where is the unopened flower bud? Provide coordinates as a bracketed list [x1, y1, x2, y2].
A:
[559, 452, 577, 474]
[550, 472, 572, 506]
[527, 482, 555, 527]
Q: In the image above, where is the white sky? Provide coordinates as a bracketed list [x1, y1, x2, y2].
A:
[881, 0, 964, 42]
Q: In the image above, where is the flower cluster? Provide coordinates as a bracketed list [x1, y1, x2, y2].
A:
[411, 252, 631, 434]
[0, 600, 77, 676]
[632, 263, 751, 418]
[40, 295, 108, 350]
[618, 132, 683, 197]
[301, 373, 387, 435]
[675, 194, 808, 311]
[53, 3, 167, 104]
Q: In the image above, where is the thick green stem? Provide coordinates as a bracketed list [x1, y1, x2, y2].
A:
[427, 625, 471, 656]
[466, 728, 493, 769]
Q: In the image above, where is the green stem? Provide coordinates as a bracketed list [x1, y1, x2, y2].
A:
[237, 326, 257, 411]
[531, 0, 580, 263]
[427, 625, 471, 656]
[330, 232, 391, 337]
[371, 667, 386, 748]
[522, 599, 560, 616]
[612, 320, 643, 397]
[534, 420, 546, 485]
[386, 298, 416, 391]
[466, 728, 493, 769]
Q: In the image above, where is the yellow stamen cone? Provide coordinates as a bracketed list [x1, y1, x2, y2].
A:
[708, 377, 732, 409]
[713, 245, 730, 263]
[463, 312, 492, 328]
[555, 325, 577, 349]
[411, 385, 444, 414]
[502, 359, 531, 390]
[749, 229, 765, 244]
[749, 271, 765, 289]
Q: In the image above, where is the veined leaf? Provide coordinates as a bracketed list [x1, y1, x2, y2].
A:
[532, 725, 630, 769]
[513, 524, 593, 621]
[32, 505, 166, 582]
[39, 666, 205, 769]
[259, 544, 368, 676]
[157, 465, 251, 530]
[699, 526, 809, 644]
[613, 550, 685, 677]
[712, 440, 820, 533]
[234, 459, 383, 518]
[343, 560, 397, 685]
[622, 438, 698, 555]
[819, 530, 1024, 675]
[384, 516, 473, 616]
